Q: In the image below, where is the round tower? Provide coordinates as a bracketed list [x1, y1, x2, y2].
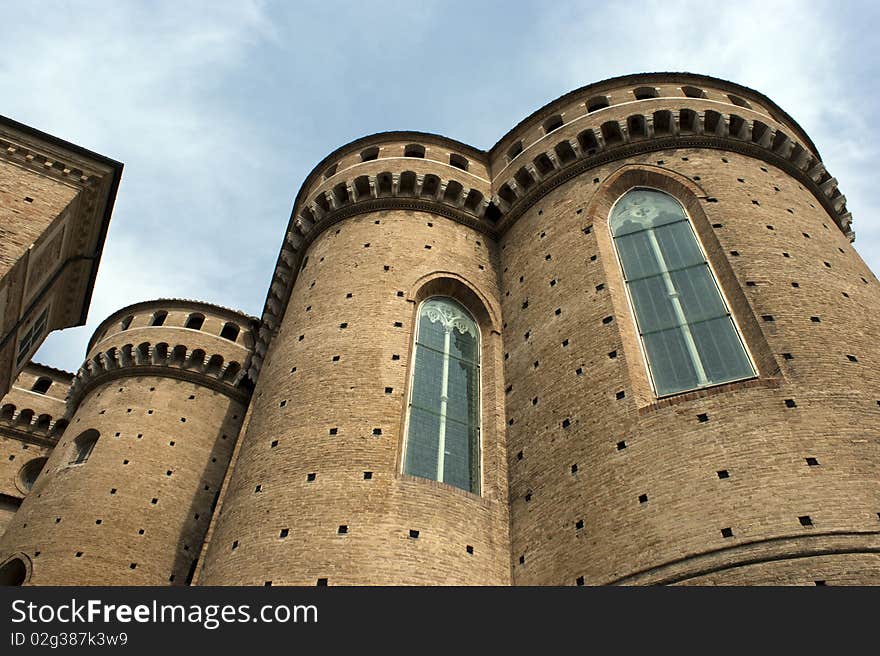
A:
[491, 73, 878, 585]
[0, 300, 255, 585]
[199, 134, 512, 585]
[203, 73, 879, 586]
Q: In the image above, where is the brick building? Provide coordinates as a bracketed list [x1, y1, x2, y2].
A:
[1, 73, 878, 586]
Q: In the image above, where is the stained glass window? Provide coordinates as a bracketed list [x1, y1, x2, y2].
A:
[610, 188, 755, 396]
[403, 298, 480, 493]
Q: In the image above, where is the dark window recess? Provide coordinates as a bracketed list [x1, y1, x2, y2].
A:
[846, 355, 859, 362]
[617, 440, 627, 450]
[466, 545, 474, 554]
[785, 399, 797, 408]
[721, 527, 734, 538]
[717, 470, 729, 479]
[697, 413, 709, 423]
[799, 515, 813, 527]
[805, 457, 819, 467]
[279, 528, 289, 538]
[363, 471, 372, 480]
[337, 525, 348, 534]
[571, 464, 578, 474]
[576, 576, 585, 586]
[307, 473, 316, 481]
[562, 418, 571, 429]
[372, 428, 382, 435]
[575, 519, 584, 530]
[638, 494, 648, 504]
[782, 353, 794, 360]
[409, 529, 420, 539]
[615, 390, 625, 400]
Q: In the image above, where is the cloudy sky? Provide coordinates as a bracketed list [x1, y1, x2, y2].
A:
[3, 0, 877, 372]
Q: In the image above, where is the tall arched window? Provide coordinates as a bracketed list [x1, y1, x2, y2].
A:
[69, 429, 99, 465]
[403, 297, 481, 494]
[610, 188, 755, 396]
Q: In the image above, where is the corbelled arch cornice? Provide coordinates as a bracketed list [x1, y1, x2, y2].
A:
[249, 73, 856, 382]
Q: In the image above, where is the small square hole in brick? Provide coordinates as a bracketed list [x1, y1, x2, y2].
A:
[762, 315, 775, 322]
[279, 400, 287, 407]
[562, 339, 569, 347]
[799, 515, 813, 527]
[271, 440, 279, 448]
[533, 360, 540, 369]
[524, 331, 531, 340]
[617, 440, 627, 450]
[730, 251, 740, 257]
[712, 223, 723, 228]
[545, 254, 551, 261]
[590, 254, 597, 261]
[524, 492, 532, 502]
[575, 519, 584, 530]
[697, 413, 709, 423]
[138, 529, 145, 535]
[384, 265, 390, 271]
[783, 353, 794, 360]
[151, 498, 158, 505]
[608, 350, 617, 359]
[393, 321, 403, 328]
[519, 555, 525, 564]
[372, 428, 382, 435]
[76, 552, 83, 558]
[299, 335, 304, 341]
[363, 471, 373, 480]
[717, 470, 729, 479]
[332, 355, 340, 362]
[576, 576, 585, 586]
[639, 494, 648, 504]
[814, 580, 826, 586]
[766, 225, 774, 231]
[805, 457, 819, 466]
[279, 528, 289, 538]
[575, 367, 583, 376]
[409, 529, 420, 539]
[307, 473, 316, 481]
[392, 354, 400, 360]
[96, 519, 102, 525]
[791, 282, 799, 288]
[555, 308, 561, 316]
[255, 485, 262, 493]
[532, 397, 539, 406]
[339, 322, 348, 329]
[810, 316, 821, 323]
[166, 470, 173, 476]
[466, 545, 474, 554]
[329, 427, 338, 435]
[549, 279, 557, 287]
[721, 527, 733, 538]
[615, 390, 625, 400]
[846, 354, 859, 362]
[602, 316, 613, 324]
[595, 283, 605, 291]
[110, 489, 117, 495]
[746, 281, 756, 287]
[562, 418, 571, 429]
[782, 252, 791, 258]
[123, 459, 129, 465]
[824, 261, 832, 268]
[264, 581, 272, 587]
[291, 367, 297, 373]
[338, 525, 348, 535]
[785, 399, 797, 408]
[582, 225, 593, 235]
[232, 541, 238, 550]
[384, 387, 393, 394]
[516, 450, 523, 460]
[571, 463, 578, 474]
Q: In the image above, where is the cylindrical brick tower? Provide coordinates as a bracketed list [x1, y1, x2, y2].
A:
[198, 134, 512, 585]
[202, 73, 879, 586]
[0, 300, 255, 585]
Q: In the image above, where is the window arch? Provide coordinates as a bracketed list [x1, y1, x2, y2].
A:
[185, 313, 205, 330]
[69, 429, 99, 465]
[403, 297, 480, 494]
[18, 457, 47, 491]
[610, 188, 755, 396]
[31, 377, 52, 394]
[0, 556, 28, 586]
[151, 311, 167, 326]
[220, 322, 240, 341]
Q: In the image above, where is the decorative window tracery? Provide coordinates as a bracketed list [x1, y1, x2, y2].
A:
[403, 297, 480, 493]
[610, 188, 755, 396]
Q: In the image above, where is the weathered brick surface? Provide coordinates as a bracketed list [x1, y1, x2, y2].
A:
[3, 74, 878, 586]
[199, 209, 511, 585]
[0, 302, 253, 584]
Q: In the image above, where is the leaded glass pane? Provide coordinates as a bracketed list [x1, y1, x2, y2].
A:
[404, 297, 481, 494]
[611, 188, 755, 396]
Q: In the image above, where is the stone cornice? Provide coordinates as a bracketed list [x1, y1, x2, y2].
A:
[67, 341, 253, 416]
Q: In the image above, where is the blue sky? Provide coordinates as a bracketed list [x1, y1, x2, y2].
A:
[2, 0, 877, 372]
